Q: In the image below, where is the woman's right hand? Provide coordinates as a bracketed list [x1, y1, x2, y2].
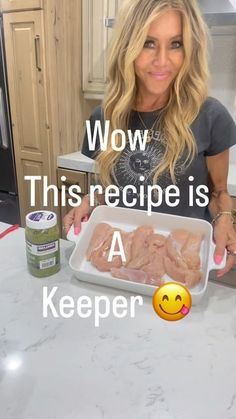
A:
[63, 195, 91, 236]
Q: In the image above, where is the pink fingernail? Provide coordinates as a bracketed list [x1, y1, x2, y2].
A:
[74, 226, 80, 235]
[215, 255, 222, 264]
[83, 215, 89, 222]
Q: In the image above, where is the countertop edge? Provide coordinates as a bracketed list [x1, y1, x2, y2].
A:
[57, 152, 236, 196]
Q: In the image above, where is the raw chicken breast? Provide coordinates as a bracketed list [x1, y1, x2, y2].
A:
[126, 225, 154, 269]
[85, 223, 203, 288]
[164, 256, 202, 288]
[111, 267, 163, 286]
[86, 223, 113, 261]
[182, 232, 203, 270]
[146, 233, 166, 251]
[87, 226, 134, 271]
[120, 231, 134, 266]
[142, 246, 166, 279]
[166, 229, 190, 269]
[90, 228, 123, 271]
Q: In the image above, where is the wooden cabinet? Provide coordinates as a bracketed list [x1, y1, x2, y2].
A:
[2, 1, 87, 225]
[3, 10, 49, 219]
[0, 0, 42, 12]
[82, 0, 122, 99]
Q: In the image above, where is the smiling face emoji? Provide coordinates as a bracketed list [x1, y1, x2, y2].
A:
[152, 283, 192, 321]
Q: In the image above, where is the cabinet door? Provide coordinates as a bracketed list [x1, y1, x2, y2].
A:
[3, 10, 50, 224]
[82, 0, 121, 99]
[1, 0, 43, 12]
[107, 0, 121, 45]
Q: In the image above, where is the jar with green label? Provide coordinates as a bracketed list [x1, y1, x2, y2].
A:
[25, 211, 60, 277]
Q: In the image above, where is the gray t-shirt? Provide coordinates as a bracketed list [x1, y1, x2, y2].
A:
[81, 97, 236, 220]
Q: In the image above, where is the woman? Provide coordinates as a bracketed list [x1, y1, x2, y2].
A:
[64, 0, 236, 277]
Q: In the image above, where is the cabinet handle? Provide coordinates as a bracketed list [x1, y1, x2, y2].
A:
[0, 88, 8, 149]
[34, 35, 41, 72]
[104, 18, 115, 28]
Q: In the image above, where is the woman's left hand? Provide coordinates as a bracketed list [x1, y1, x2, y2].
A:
[213, 217, 236, 277]
[206, 150, 236, 277]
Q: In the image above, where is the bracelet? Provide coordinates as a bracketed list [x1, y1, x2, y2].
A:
[211, 211, 234, 225]
[233, 209, 236, 224]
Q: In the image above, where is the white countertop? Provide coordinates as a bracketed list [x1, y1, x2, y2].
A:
[1, 222, 236, 419]
[57, 152, 236, 196]
[58, 151, 97, 173]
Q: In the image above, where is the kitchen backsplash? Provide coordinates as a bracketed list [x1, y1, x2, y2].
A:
[208, 25, 236, 163]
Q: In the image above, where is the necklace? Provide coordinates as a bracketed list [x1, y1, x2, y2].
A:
[137, 111, 160, 143]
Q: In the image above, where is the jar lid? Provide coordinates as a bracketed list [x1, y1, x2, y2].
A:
[26, 211, 57, 230]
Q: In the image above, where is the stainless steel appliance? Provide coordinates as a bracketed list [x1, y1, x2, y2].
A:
[0, 15, 20, 224]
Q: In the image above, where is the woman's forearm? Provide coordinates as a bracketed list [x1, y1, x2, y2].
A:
[208, 190, 233, 220]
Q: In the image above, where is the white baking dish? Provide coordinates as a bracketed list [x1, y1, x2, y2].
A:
[67, 206, 226, 304]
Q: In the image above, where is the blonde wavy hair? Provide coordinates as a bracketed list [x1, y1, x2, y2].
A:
[96, 0, 210, 187]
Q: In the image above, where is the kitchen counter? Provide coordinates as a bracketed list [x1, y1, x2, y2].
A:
[57, 152, 236, 196]
[1, 222, 236, 419]
[58, 151, 96, 173]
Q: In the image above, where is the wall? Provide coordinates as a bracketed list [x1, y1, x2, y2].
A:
[208, 25, 236, 163]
